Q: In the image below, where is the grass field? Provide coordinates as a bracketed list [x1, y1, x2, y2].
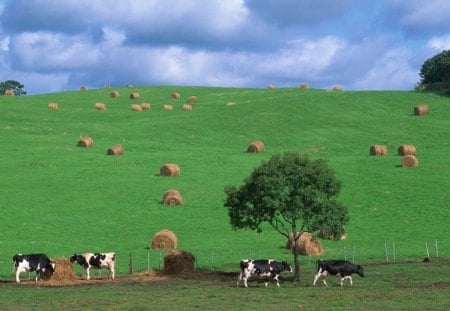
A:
[1, 85, 449, 309]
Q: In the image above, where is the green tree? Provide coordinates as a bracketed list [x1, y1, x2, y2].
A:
[418, 50, 450, 91]
[0, 80, 27, 96]
[224, 151, 348, 281]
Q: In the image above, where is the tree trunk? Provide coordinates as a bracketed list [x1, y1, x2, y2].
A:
[293, 243, 301, 281]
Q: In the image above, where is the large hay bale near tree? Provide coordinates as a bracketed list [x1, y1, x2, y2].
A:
[397, 144, 416, 156]
[107, 144, 124, 155]
[369, 145, 387, 156]
[163, 250, 195, 274]
[49, 257, 77, 283]
[160, 163, 180, 176]
[247, 141, 265, 153]
[151, 229, 177, 250]
[414, 105, 429, 115]
[402, 155, 419, 167]
[287, 232, 323, 256]
[162, 189, 183, 206]
[77, 137, 94, 148]
[4, 89, 15, 96]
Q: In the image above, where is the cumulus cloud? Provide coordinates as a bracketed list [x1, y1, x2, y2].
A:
[427, 35, 450, 51]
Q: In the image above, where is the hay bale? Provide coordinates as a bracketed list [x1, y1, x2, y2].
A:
[80, 86, 88, 91]
[332, 85, 342, 91]
[151, 229, 177, 250]
[110, 91, 120, 98]
[160, 163, 180, 176]
[227, 102, 236, 107]
[414, 105, 429, 116]
[131, 104, 142, 111]
[187, 96, 198, 103]
[50, 257, 76, 282]
[287, 232, 323, 256]
[397, 144, 416, 156]
[171, 92, 181, 100]
[369, 145, 387, 156]
[141, 103, 151, 110]
[163, 250, 195, 274]
[48, 103, 59, 110]
[95, 103, 106, 110]
[107, 144, 124, 155]
[77, 137, 94, 148]
[163, 189, 183, 206]
[247, 140, 265, 153]
[299, 82, 309, 89]
[182, 104, 192, 111]
[130, 92, 140, 99]
[267, 84, 275, 89]
[164, 104, 173, 110]
[402, 155, 419, 167]
[4, 89, 15, 96]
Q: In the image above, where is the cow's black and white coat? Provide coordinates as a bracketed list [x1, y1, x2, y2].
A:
[313, 259, 364, 287]
[70, 252, 116, 280]
[237, 259, 293, 287]
[13, 253, 56, 283]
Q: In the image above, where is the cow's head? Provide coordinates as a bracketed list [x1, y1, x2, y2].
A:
[357, 265, 364, 277]
[282, 261, 293, 273]
[47, 261, 56, 273]
[69, 254, 78, 264]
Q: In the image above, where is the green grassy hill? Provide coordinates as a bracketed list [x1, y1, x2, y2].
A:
[1, 86, 449, 278]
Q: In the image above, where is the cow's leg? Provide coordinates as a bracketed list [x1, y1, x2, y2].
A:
[236, 271, 242, 287]
[313, 271, 321, 286]
[109, 266, 115, 280]
[15, 269, 22, 283]
[243, 271, 251, 288]
[273, 274, 280, 287]
[86, 268, 91, 280]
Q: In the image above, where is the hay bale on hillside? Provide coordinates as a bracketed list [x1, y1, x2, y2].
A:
[414, 105, 429, 116]
[130, 92, 140, 99]
[48, 103, 59, 110]
[77, 137, 94, 148]
[247, 141, 265, 153]
[141, 103, 151, 110]
[110, 91, 120, 98]
[95, 103, 106, 110]
[299, 82, 309, 89]
[151, 229, 177, 250]
[163, 250, 195, 274]
[107, 144, 124, 155]
[182, 104, 192, 111]
[131, 104, 142, 111]
[187, 96, 198, 103]
[369, 145, 387, 156]
[397, 144, 416, 156]
[160, 163, 180, 176]
[171, 92, 181, 100]
[4, 89, 15, 96]
[162, 189, 183, 206]
[332, 85, 342, 91]
[401, 155, 419, 167]
[287, 232, 323, 256]
[80, 86, 88, 91]
[164, 104, 173, 110]
[49, 257, 77, 282]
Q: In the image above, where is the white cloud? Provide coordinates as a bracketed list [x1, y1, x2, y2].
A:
[427, 35, 450, 51]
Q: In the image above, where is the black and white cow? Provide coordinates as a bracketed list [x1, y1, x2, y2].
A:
[313, 259, 364, 287]
[70, 252, 116, 280]
[237, 259, 293, 287]
[13, 253, 56, 283]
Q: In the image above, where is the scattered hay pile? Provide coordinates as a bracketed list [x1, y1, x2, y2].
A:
[151, 229, 177, 250]
[130, 92, 140, 99]
[369, 145, 387, 156]
[162, 189, 183, 206]
[332, 85, 342, 91]
[80, 86, 88, 91]
[397, 144, 416, 156]
[164, 104, 173, 110]
[77, 137, 94, 148]
[131, 104, 142, 111]
[110, 91, 120, 98]
[48, 103, 59, 110]
[171, 92, 181, 100]
[49, 257, 77, 282]
[160, 163, 180, 176]
[402, 155, 419, 167]
[163, 250, 195, 274]
[414, 105, 429, 116]
[4, 89, 15, 96]
[107, 144, 124, 155]
[299, 82, 309, 89]
[141, 103, 151, 110]
[287, 232, 324, 256]
[187, 96, 198, 103]
[95, 103, 106, 110]
[227, 102, 236, 107]
[183, 104, 192, 111]
[247, 141, 265, 153]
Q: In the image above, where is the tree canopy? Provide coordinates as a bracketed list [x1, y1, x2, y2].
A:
[224, 151, 349, 280]
[0, 80, 27, 96]
[418, 50, 450, 92]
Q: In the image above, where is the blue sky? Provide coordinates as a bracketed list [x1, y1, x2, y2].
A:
[1, 0, 450, 95]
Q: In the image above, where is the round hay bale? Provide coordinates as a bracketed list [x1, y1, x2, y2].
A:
[141, 103, 151, 110]
[247, 141, 265, 153]
[187, 96, 198, 103]
[163, 250, 195, 274]
[130, 92, 140, 99]
[4, 89, 15, 96]
[162, 189, 183, 206]
[49, 257, 76, 282]
[77, 137, 94, 148]
[131, 104, 142, 111]
[171, 92, 181, 100]
[110, 91, 120, 98]
[160, 163, 180, 176]
[164, 104, 173, 110]
[267, 84, 275, 89]
[332, 85, 342, 91]
[414, 105, 429, 115]
[397, 144, 416, 156]
[95, 103, 106, 110]
[107, 144, 124, 155]
[369, 144, 387, 156]
[402, 155, 419, 167]
[299, 82, 309, 89]
[151, 229, 177, 250]
[287, 232, 323, 256]
[183, 104, 192, 111]
[80, 86, 88, 91]
[48, 103, 59, 110]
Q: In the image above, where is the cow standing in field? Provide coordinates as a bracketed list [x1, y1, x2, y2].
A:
[237, 259, 293, 287]
[70, 252, 116, 280]
[313, 259, 364, 287]
[13, 253, 56, 283]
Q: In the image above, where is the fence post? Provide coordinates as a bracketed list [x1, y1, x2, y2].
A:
[384, 241, 389, 263]
[147, 250, 151, 271]
[425, 242, 430, 258]
[129, 252, 133, 275]
[435, 240, 439, 257]
[210, 250, 215, 271]
[392, 241, 396, 263]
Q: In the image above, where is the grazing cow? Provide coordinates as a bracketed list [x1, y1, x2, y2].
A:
[13, 253, 56, 283]
[70, 252, 116, 280]
[313, 259, 364, 287]
[237, 259, 293, 288]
